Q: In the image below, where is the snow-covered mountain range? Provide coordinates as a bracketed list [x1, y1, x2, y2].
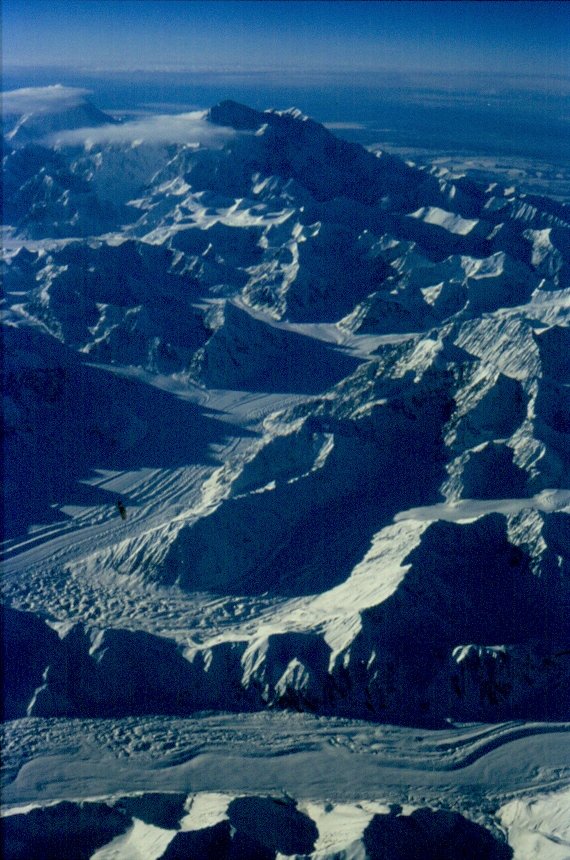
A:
[2, 87, 569, 858]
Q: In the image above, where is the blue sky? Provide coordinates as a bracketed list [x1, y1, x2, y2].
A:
[3, 0, 569, 78]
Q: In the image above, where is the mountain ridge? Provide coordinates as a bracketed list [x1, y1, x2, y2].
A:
[1, 88, 569, 857]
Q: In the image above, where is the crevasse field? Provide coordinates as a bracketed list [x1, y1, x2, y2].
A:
[1, 81, 570, 859]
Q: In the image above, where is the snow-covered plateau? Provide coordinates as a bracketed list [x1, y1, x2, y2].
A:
[1, 87, 569, 858]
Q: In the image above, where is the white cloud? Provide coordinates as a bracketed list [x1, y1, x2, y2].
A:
[49, 110, 239, 148]
[2, 86, 239, 149]
[324, 122, 367, 130]
[2, 85, 92, 116]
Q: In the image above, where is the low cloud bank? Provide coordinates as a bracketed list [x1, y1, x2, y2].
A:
[2, 85, 239, 149]
[50, 110, 239, 148]
[2, 84, 92, 116]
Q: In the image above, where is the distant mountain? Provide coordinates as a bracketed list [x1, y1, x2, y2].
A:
[2, 84, 118, 146]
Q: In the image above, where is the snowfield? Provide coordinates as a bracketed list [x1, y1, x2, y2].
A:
[2, 88, 570, 858]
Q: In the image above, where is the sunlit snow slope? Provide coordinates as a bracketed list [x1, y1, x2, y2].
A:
[2, 88, 569, 859]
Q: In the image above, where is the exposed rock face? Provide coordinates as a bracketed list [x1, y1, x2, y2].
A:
[0, 792, 513, 860]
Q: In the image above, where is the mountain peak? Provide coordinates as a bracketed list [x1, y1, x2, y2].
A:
[2, 84, 118, 146]
[208, 100, 267, 131]
[208, 100, 310, 132]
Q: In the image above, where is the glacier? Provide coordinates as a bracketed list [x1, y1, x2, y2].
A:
[1, 88, 569, 858]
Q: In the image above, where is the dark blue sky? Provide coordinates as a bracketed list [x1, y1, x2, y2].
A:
[3, 1, 569, 78]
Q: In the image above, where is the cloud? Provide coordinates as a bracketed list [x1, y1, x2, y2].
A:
[2, 86, 239, 149]
[324, 122, 367, 130]
[49, 110, 240, 148]
[2, 85, 92, 116]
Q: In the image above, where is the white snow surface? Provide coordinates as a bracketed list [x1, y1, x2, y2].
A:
[2, 89, 570, 859]
[407, 205, 483, 235]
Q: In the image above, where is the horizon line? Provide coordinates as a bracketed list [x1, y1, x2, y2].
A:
[4, 63, 570, 84]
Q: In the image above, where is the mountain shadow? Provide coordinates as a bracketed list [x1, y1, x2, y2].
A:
[2, 324, 252, 538]
[363, 806, 513, 860]
[194, 301, 362, 394]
